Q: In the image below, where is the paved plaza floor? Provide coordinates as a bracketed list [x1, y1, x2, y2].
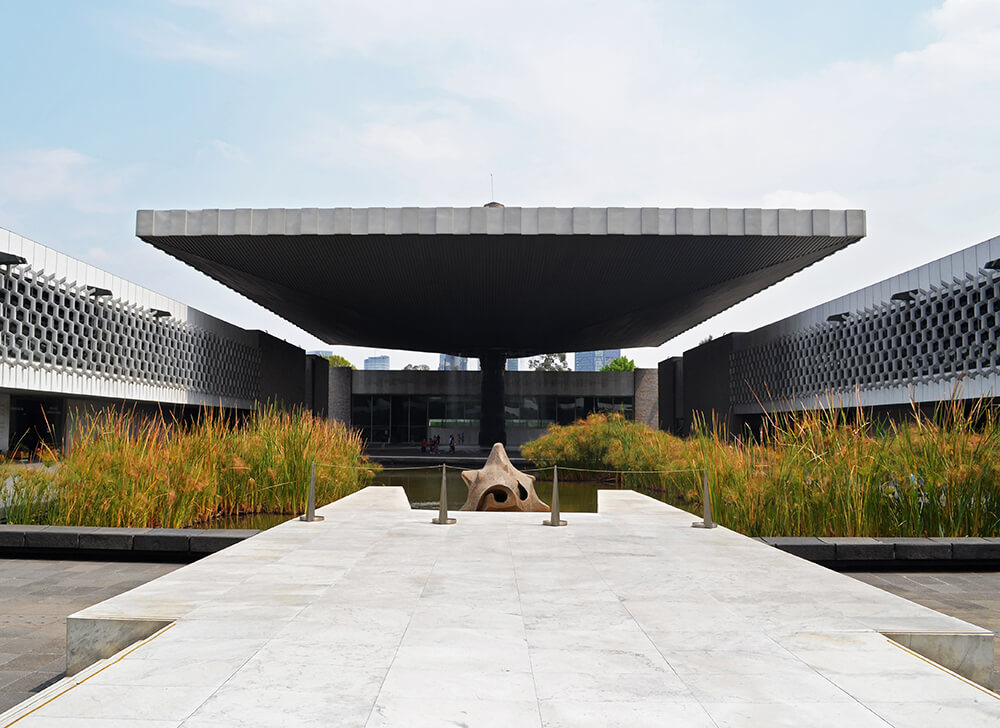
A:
[0, 559, 179, 714]
[2, 489, 1000, 726]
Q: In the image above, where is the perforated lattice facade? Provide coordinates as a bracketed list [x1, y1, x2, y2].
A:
[1, 265, 260, 401]
[731, 269, 1000, 407]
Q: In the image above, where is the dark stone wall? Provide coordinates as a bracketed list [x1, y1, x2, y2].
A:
[633, 368, 659, 428]
[305, 355, 329, 418]
[328, 366, 353, 424]
[657, 357, 683, 434]
[254, 331, 306, 409]
[351, 370, 635, 396]
[682, 333, 744, 436]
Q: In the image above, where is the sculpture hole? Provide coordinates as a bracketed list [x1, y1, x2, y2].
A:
[517, 484, 528, 500]
[492, 489, 508, 503]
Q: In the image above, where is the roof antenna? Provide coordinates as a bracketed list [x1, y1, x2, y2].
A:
[484, 173, 504, 208]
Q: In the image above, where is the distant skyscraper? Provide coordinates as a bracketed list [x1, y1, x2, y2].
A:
[574, 349, 621, 372]
[439, 354, 468, 371]
[506, 358, 518, 371]
[364, 355, 390, 370]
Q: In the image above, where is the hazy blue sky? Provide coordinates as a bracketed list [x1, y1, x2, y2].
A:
[2, 0, 998, 369]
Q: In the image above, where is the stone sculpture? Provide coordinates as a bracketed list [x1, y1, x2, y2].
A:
[460, 442, 550, 512]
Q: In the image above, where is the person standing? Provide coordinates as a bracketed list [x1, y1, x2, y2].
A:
[449, 434, 455, 453]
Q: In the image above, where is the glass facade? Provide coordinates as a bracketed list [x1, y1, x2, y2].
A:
[352, 393, 633, 443]
[364, 355, 390, 370]
[574, 349, 622, 371]
[438, 354, 468, 370]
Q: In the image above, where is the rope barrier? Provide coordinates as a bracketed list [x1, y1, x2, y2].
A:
[313, 460, 705, 476]
[524, 464, 703, 476]
[313, 461, 427, 472]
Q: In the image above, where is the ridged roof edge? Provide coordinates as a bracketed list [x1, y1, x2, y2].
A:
[137, 207, 866, 239]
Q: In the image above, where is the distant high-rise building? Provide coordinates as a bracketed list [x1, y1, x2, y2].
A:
[574, 349, 621, 372]
[439, 354, 468, 371]
[506, 358, 518, 371]
[307, 350, 333, 357]
[364, 355, 390, 370]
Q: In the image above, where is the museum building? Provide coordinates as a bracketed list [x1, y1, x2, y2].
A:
[5, 206, 995, 455]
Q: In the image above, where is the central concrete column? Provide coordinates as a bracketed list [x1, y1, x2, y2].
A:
[478, 352, 506, 447]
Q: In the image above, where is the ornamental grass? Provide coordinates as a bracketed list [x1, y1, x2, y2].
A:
[521, 401, 1000, 537]
[1, 406, 376, 528]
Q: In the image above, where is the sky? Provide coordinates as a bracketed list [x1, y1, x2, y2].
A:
[2, 0, 999, 370]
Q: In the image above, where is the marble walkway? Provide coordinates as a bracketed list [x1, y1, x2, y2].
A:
[2, 487, 999, 727]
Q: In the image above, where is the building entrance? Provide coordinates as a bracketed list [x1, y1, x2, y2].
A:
[8, 396, 63, 458]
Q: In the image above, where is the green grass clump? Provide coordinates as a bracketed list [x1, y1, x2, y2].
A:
[3, 406, 377, 528]
[521, 403, 1000, 537]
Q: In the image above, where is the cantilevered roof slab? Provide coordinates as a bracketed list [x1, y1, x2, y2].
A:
[136, 207, 866, 356]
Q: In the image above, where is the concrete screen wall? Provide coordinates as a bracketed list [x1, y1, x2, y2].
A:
[0, 226, 325, 455]
[664, 234, 1000, 434]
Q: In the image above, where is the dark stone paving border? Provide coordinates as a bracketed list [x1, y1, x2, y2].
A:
[3, 528, 999, 568]
[759, 536, 1000, 569]
[0, 526, 260, 563]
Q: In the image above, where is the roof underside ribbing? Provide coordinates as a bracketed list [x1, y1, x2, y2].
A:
[136, 207, 866, 356]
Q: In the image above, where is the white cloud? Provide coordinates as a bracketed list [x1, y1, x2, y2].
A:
[122, 17, 243, 67]
[760, 191, 858, 210]
[203, 139, 249, 164]
[0, 148, 132, 215]
[114, 0, 1000, 366]
[899, 0, 1000, 74]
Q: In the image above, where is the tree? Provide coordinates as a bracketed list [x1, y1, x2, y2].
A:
[698, 335, 713, 346]
[529, 353, 571, 371]
[600, 356, 635, 372]
[403, 364, 430, 370]
[325, 354, 355, 369]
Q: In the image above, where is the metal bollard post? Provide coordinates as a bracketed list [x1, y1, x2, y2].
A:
[432, 463, 456, 525]
[299, 461, 325, 522]
[543, 464, 567, 527]
[691, 468, 716, 529]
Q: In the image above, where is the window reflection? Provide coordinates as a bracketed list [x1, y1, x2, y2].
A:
[350, 393, 635, 443]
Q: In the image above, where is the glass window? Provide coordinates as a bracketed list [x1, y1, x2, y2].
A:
[410, 424, 427, 443]
[391, 396, 407, 432]
[539, 395, 557, 421]
[351, 395, 372, 429]
[372, 396, 390, 426]
[557, 396, 577, 425]
[406, 396, 428, 428]
[445, 397, 465, 420]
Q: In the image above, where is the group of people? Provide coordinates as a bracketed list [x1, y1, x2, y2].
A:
[420, 434, 457, 454]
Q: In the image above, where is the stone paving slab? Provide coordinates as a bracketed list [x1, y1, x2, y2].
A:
[0, 559, 180, 714]
[3, 488, 999, 727]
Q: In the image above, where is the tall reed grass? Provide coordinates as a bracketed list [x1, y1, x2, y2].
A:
[2, 407, 376, 528]
[521, 402, 1000, 537]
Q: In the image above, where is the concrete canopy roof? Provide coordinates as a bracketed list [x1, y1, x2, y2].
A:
[136, 207, 866, 357]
